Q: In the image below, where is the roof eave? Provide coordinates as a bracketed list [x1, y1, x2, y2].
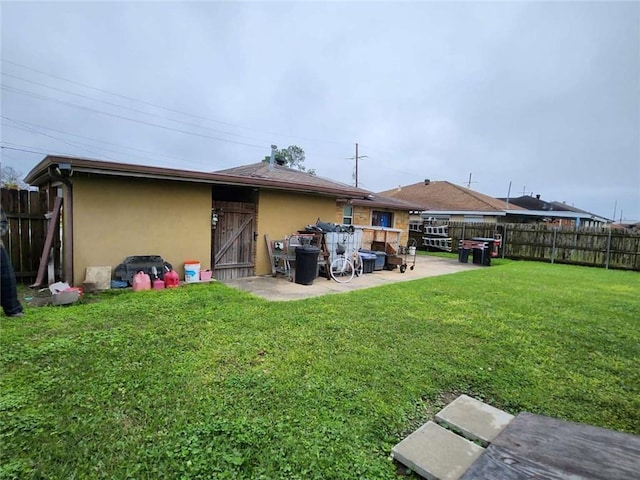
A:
[24, 156, 367, 198]
[420, 210, 507, 216]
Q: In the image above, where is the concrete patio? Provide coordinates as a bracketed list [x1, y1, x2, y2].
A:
[221, 254, 480, 301]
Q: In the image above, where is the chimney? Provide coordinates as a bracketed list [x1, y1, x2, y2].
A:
[424, 179, 431, 185]
[269, 145, 277, 170]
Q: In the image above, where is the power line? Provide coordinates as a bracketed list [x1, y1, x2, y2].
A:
[0, 117, 195, 165]
[1, 142, 86, 157]
[1, 58, 351, 147]
[1, 72, 279, 144]
[3, 116, 108, 159]
[2, 85, 268, 149]
[1, 121, 227, 171]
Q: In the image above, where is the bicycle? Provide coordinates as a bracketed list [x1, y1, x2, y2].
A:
[330, 243, 363, 283]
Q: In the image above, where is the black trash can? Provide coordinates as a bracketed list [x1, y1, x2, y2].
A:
[295, 245, 320, 285]
[458, 247, 470, 263]
[472, 244, 491, 266]
[472, 237, 495, 265]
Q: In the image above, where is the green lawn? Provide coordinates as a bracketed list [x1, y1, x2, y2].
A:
[1, 261, 639, 479]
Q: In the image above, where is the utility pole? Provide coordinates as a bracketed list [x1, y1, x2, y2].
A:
[355, 143, 359, 188]
[348, 143, 367, 188]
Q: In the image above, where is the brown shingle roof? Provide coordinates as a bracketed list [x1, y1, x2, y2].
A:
[25, 156, 369, 198]
[217, 164, 421, 211]
[215, 162, 368, 195]
[378, 181, 523, 212]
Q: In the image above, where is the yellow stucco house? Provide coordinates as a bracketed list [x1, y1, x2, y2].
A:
[25, 156, 417, 285]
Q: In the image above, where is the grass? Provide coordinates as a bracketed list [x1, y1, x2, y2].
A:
[1, 260, 639, 479]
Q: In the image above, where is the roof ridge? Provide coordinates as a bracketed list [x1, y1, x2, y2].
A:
[445, 181, 508, 210]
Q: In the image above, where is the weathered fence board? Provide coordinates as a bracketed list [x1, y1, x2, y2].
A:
[417, 221, 640, 271]
[1, 188, 50, 283]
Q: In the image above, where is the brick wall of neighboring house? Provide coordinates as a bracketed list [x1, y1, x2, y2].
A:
[336, 202, 410, 245]
[335, 203, 347, 223]
[335, 203, 371, 225]
[394, 211, 410, 245]
[353, 206, 372, 226]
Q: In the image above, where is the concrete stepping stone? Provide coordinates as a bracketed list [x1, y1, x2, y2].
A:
[392, 421, 485, 480]
[435, 394, 514, 447]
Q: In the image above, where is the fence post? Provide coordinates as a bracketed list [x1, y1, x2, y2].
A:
[502, 225, 508, 258]
[605, 228, 612, 269]
[551, 227, 557, 264]
[462, 223, 466, 241]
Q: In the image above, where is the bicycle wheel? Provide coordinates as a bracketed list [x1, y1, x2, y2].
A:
[353, 252, 364, 277]
[330, 257, 355, 283]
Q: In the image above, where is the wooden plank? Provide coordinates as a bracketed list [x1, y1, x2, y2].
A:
[264, 234, 276, 276]
[487, 412, 640, 479]
[461, 444, 570, 480]
[31, 197, 63, 287]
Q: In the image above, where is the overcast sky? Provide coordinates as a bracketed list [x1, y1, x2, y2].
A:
[1, 1, 638, 221]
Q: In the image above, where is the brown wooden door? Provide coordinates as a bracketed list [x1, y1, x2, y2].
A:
[212, 201, 255, 280]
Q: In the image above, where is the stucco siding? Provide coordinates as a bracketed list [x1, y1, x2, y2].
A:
[256, 191, 335, 276]
[72, 176, 211, 284]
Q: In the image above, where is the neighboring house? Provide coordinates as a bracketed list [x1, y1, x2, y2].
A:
[497, 195, 610, 227]
[336, 193, 422, 247]
[379, 180, 523, 223]
[25, 156, 415, 285]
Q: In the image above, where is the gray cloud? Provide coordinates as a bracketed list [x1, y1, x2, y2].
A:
[1, 1, 638, 221]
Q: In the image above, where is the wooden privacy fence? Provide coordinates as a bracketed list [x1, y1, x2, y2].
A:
[496, 223, 640, 270]
[416, 221, 639, 271]
[1, 188, 52, 283]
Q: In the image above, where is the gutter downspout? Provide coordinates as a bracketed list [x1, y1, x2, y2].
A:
[48, 164, 74, 285]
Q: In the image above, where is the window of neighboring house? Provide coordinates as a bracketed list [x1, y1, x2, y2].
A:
[372, 211, 393, 228]
[342, 205, 353, 225]
[409, 221, 422, 232]
[464, 215, 485, 223]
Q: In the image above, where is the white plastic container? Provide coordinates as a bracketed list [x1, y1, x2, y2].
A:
[184, 261, 201, 283]
[408, 246, 417, 256]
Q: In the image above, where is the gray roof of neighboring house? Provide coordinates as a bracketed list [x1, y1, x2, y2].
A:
[498, 195, 608, 220]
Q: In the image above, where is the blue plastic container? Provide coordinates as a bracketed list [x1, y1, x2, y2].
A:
[358, 252, 377, 274]
[360, 249, 386, 271]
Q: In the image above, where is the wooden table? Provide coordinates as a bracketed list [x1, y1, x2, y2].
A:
[461, 412, 640, 479]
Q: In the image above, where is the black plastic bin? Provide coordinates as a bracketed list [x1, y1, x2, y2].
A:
[472, 237, 495, 265]
[472, 245, 491, 266]
[458, 247, 470, 263]
[295, 245, 320, 285]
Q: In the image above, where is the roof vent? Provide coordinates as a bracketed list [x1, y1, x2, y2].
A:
[275, 157, 286, 166]
[424, 179, 431, 185]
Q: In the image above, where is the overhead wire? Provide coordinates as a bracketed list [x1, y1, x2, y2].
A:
[1, 121, 225, 171]
[1, 58, 352, 146]
[1, 85, 268, 149]
[2, 116, 110, 159]
[1, 117, 207, 168]
[1, 71, 281, 144]
[2, 59, 431, 183]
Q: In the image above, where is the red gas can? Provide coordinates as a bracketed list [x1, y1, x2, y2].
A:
[153, 278, 165, 290]
[164, 268, 180, 288]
